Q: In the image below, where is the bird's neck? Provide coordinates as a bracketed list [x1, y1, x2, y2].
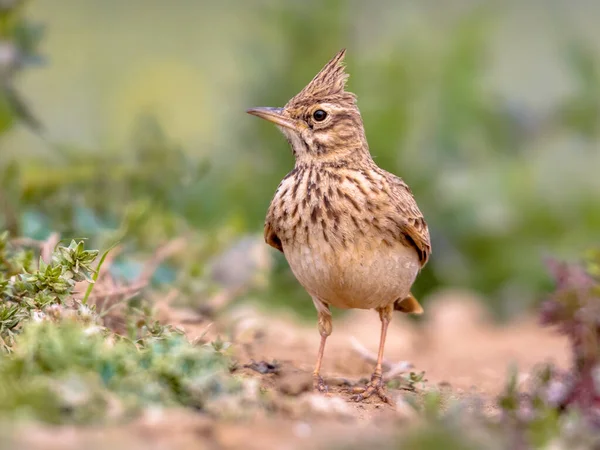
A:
[294, 145, 374, 169]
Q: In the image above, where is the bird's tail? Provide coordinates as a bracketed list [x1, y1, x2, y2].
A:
[393, 293, 424, 315]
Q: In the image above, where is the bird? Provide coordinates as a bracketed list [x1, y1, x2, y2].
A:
[246, 49, 431, 403]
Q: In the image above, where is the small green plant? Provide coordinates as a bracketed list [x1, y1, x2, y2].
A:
[0, 231, 242, 425]
[386, 370, 427, 391]
[0, 319, 235, 424]
[0, 233, 98, 348]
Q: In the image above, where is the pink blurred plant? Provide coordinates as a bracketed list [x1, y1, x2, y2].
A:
[540, 251, 600, 426]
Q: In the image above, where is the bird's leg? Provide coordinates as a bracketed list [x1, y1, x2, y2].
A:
[313, 333, 328, 392]
[312, 298, 331, 393]
[352, 304, 393, 403]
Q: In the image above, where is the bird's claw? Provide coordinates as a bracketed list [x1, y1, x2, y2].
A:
[350, 375, 391, 404]
[313, 374, 328, 393]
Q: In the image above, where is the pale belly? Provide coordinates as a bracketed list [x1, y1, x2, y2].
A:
[283, 237, 420, 310]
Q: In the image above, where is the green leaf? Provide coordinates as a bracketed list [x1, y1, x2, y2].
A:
[82, 241, 119, 306]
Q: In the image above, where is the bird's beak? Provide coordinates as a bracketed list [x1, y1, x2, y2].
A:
[246, 107, 297, 131]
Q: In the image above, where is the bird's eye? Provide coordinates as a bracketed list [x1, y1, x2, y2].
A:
[312, 109, 327, 122]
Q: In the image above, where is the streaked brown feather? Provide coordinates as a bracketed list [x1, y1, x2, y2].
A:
[385, 172, 431, 267]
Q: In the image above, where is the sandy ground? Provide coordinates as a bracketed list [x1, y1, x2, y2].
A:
[8, 288, 571, 450]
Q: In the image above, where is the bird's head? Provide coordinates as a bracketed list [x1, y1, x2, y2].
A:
[247, 49, 370, 165]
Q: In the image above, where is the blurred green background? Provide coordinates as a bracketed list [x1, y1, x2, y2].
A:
[1, 0, 599, 319]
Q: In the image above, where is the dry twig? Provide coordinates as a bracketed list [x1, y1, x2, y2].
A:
[349, 336, 413, 380]
[86, 237, 186, 303]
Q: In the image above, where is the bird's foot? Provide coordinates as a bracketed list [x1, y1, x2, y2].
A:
[313, 374, 328, 393]
[350, 374, 390, 404]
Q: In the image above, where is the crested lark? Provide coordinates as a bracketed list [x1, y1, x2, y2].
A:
[247, 49, 431, 403]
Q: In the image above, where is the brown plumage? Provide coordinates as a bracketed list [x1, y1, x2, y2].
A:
[247, 49, 431, 402]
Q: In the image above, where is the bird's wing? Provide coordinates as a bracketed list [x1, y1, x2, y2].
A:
[263, 169, 298, 254]
[264, 217, 283, 253]
[387, 174, 431, 267]
[264, 189, 284, 253]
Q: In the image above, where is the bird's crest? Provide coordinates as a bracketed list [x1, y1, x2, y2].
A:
[287, 49, 355, 106]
